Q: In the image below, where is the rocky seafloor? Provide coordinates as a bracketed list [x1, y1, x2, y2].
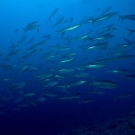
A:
[58, 111, 135, 135]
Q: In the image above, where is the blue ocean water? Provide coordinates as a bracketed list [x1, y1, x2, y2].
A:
[0, 0, 135, 134]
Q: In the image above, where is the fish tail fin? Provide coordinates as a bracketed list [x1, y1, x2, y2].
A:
[48, 18, 52, 24]
[126, 28, 133, 36]
[91, 19, 96, 25]
[117, 14, 124, 21]
[22, 28, 26, 34]
[65, 85, 70, 90]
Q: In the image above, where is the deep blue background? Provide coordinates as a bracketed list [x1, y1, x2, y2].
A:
[0, 0, 135, 135]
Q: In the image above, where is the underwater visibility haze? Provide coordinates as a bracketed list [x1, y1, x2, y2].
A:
[0, 0, 135, 134]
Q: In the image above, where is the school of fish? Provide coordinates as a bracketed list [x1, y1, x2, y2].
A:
[0, 5, 135, 114]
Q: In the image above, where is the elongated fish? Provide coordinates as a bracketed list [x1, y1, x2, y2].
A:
[126, 28, 135, 36]
[56, 24, 81, 34]
[48, 8, 59, 22]
[90, 80, 117, 89]
[114, 92, 133, 101]
[98, 5, 112, 18]
[51, 16, 64, 27]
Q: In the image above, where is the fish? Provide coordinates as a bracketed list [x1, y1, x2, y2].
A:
[19, 53, 31, 59]
[55, 74, 65, 80]
[18, 65, 29, 73]
[70, 17, 73, 23]
[106, 69, 131, 75]
[126, 28, 135, 36]
[89, 90, 105, 94]
[35, 40, 48, 46]
[48, 44, 70, 50]
[2, 77, 12, 81]
[62, 20, 69, 24]
[23, 92, 35, 97]
[103, 24, 115, 28]
[59, 95, 73, 101]
[35, 74, 53, 80]
[112, 43, 132, 50]
[15, 28, 19, 34]
[10, 82, 26, 89]
[42, 34, 51, 39]
[56, 24, 81, 34]
[37, 97, 46, 102]
[42, 92, 58, 97]
[27, 100, 37, 106]
[90, 80, 117, 89]
[123, 36, 134, 44]
[18, 35, 27, 43]
[51, 16, 64, 27]
[72, 93, 82, 99]
[114, 92, 133, 101]
[92, 8, 101, 12]
[82, 63, 106, 69]
[6, 49, 21, 57]
[122, 75, 135, 80]
[73, 73, 89, 77]
[0, 64, 16, 70]
[113, 55, 135, 61]
[84, 42, 108, 50]
[59, 58, 75, 64]
[28, 66, 38, 71]
[14, 97, 23, 103]
[89, 33, 114, 41]
[118, 14, 135, 21]
[48, 8, 59, 22]
[28, 48, 43, 55]
[23, 21, 39, 33]
[61, 52, 76, 58]
[79, 98, 94, 104]
[98, 5, 112, 18]
[97, 12, 117, 22]
[45, 20, 48, 27]
[25, 37, 34, 44]
[9, 43, 19, 49]
[1, 4, 135, 114]
[70, 34, 89, 41]
[68, 80, 87, 87]
[43, 82, 58, 87]
[58, 68, 75, 73]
